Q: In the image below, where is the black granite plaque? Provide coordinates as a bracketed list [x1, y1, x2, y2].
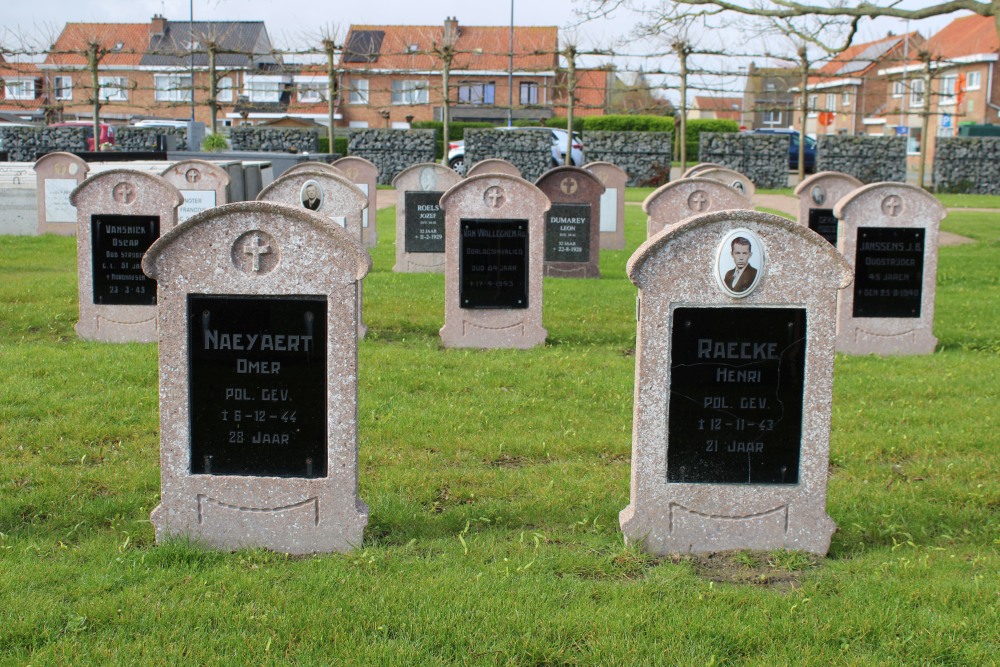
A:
[544, 203, 591, 262]
[807, 208, 838, 246]
[852, 227, 925, 318]
[188, 295, 328, 478]
[91, 215, 159, 305]
[460, 219, 528, 309]
[404, 191, 445, 253]
[667, 307, 806, 485]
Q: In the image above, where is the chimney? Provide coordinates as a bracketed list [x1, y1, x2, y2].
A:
[150, 14, 167, 40]
[444, 16, 459, 43]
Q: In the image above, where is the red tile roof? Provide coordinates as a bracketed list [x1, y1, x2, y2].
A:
[807, 33, 917, 86]
[571, 69, 609, 115]
[45, 23, 152, 67]
[694, 96, 742, 120]
[923, 13, 999, 59]
[341, 24, 558, 72]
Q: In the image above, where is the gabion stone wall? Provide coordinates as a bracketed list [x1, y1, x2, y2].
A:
[116, 127, 188, 151]
[584, 131, 673, 186]
[816, 136, 906, 184]
[933, 137, 1000, 194]
[0, 126, 88, 162]
[229, 127, 319, 154]
[465, 129, 552, 182]
[698, 133, 788, 189]
[348, 129, 437, 185]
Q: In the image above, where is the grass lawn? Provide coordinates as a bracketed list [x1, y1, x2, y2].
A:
[0, 199, 997, 665]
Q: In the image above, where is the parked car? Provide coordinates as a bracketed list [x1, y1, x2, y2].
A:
[50, 121, 116, 150]
[448, 126, 585, 174]
[748, 128, 816, 173]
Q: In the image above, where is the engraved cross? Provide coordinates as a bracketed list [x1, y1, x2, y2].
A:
[689, 191, 708, 211]
[485, 186, 504, 208]
[245, 233, 271, 272]
[883, 196, 902, 217]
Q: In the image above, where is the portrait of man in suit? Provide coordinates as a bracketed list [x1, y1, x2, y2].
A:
[724, 236, 757, 292]
[301, 181, 323, 211]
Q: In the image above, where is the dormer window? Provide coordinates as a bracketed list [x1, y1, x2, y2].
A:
[114, 42, 125, 51]
[407, 44, 419, 53]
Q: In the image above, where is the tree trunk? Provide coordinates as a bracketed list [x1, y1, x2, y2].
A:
[918, 58, 933, 190]
[565, 46, 576, 165]
[88, 43, 101, 151]
[442, 55, 451, 167]
[326, 42, 336, 153]
[797, 54, 809, 182]
[679, 47, 689, 172]
[209, 45, 219, 136]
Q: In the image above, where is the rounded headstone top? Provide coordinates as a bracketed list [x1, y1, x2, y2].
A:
[534, 165, 604, 191]
[391, 162, 461, 189]
[282, 162, 342, 177]
[258, 169, 368, 208]
[34, 152, 89, 178]
[833, 182, 946, 221]
[439, 172, 549, 213]
[794, 171, 862, 198]
[161, 159, 231, 187]
[70, 168, 183, 208]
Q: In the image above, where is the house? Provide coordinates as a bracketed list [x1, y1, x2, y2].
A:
[878, 14, 1000, 159]
[337, 18, 560, 128]
[0, 55, 48, 122]
[691, 96, 743, 123]
[794, 32, 923, 137]
[39, 16, 281, 129]
[742, 62, 797, 130]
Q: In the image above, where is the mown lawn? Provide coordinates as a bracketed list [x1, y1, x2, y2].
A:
[0, 198, 996, 665]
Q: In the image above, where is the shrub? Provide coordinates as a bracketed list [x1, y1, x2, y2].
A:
[201, 133, 228, 152]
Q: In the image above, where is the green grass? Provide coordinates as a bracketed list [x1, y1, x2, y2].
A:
[0, 200, 997, 665]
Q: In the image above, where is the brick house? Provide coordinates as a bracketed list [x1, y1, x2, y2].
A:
[743, 62, 798, 130]
[878, 14, 1000, 160]
[0, 56, 47, 122]
[39, 16, 281, 129]
[691, 96, 743, 123]
[337, 18, 560, 128]
[793, 32, 923, 137]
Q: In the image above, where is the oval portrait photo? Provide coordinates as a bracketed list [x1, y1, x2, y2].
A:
[715, 228, 765, 298]
[300, 180, 324, 211]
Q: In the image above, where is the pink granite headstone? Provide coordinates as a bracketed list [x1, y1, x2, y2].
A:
[535, 166, 604, 279]
[391, 163, 462, 273]
[833, 182, 945, 355]
[160, 159, 231, 223]
[331, 156, 378, 247]
[793, 171, 862, 247]
[696, 167, 756, 199]
[34, 152, 89, 235]
[466, 158, 521, 178]
[438, 174, 549, 349]
[644, 178, 752, 238]
[142, 201, 370, 554]
[584, 161, 628, 251]
[71, 169, 182, 342]
[621, 210, 852, 555]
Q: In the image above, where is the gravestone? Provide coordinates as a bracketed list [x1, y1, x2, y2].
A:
[71, 169, 182, 342]
[257, 169, 369, 338]
[391, 163, 462, 273]
[584, 161, 627, 251]
[438, 173, 549, 349]
[466, 158, 522, 178]
[696, 167, 756, 199]
[331, 156, 378, 247]
[644, 178, 752, 238]
[535, 166, 604, 279]
[283, 162, 342, 178]
[160, 159, 231, 223]
[794, 171, 862, 247]
[833, 183, 945, 355]
[680, 162, 725, 178]
[34, 152, 90, 235]
[142, 201, 370, 554]
[621, 210, 852, 555]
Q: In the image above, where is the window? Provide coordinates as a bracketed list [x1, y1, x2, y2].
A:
[99, 76, 128, 102]
[245, 76, 283, 103]
[765, 82, 776, 91]
[910, 78, 924, 107]
[348, 120, 369, 128]
[520, 81, 539, 105]
[4, 78, 36, 100]
[940, 74, 957, 106]
[349, 79, 369, 105]
[54, 75, 72, 101]
[842, 91, 851, 106]
[825, 93, 836, 111]
[966, 70, 982, 90]
[763, 109, 782, 127]
[892, 80, 905, 98]
[808, 94, 818, 112]
[457, 81, 495, 105]
[906, 126, 921, 154]
[217, 77, 233, 103]
[298, 83, 326, 103]
[391, 79, 428, 105]
[154, 74, 192, 102]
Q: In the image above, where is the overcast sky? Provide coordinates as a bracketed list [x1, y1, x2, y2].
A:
[1, 0, 963, 97]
